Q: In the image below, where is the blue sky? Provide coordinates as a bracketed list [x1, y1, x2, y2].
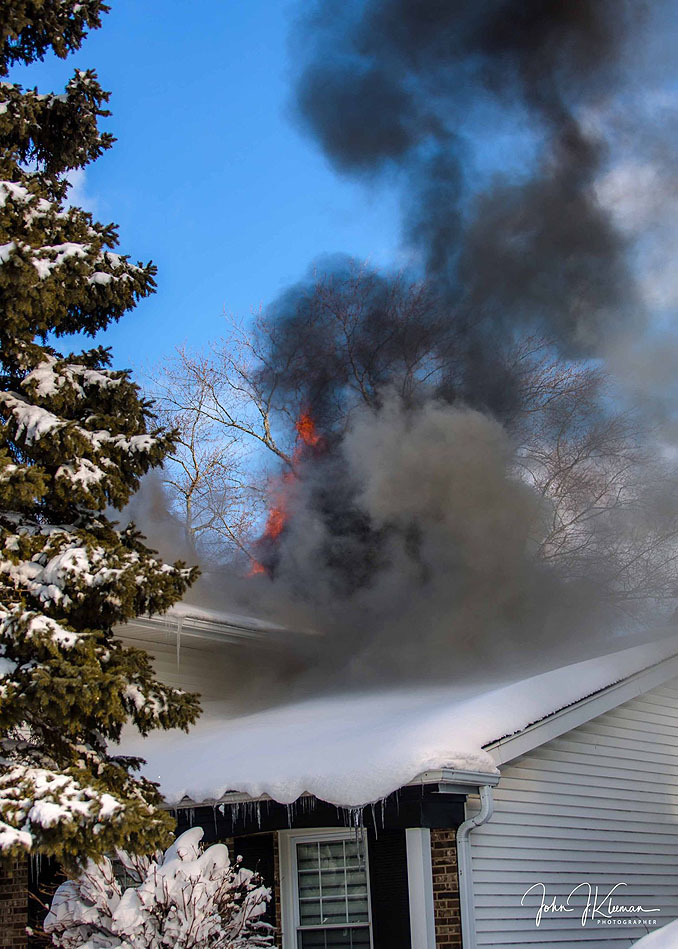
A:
[11, 0, 678, 382]
[8, 0, 401, 372]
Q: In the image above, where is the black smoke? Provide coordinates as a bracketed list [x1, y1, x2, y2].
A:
[137, 0, 678, 699]
[292, 0, 643, 353]
[227, 0, 678, 687]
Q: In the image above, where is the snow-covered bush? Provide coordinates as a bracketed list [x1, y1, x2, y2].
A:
[43, 827, 273, 948]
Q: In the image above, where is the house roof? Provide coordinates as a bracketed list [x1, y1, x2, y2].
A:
[120, 633, 678, 809]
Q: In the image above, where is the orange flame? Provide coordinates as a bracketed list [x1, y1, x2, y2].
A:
[249, 410, 323, 576]
[295, 411, 322, 449]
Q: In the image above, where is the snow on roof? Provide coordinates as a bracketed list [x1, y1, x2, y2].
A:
[121, 636, 678, 809]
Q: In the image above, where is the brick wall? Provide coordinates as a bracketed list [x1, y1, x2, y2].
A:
[272, 832, 281, 945]
[431, 828, 462, 949]
[0, 857, 28, 949]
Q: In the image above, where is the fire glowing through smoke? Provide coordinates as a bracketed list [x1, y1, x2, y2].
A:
[295, 411, 323, 451]
[249, 412, 323, 576]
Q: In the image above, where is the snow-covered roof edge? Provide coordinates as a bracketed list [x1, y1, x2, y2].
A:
[488, 642, 678, 766]
[122, 634, 678, 810]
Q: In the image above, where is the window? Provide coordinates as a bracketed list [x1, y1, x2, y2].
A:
[280, 829, 373, 949]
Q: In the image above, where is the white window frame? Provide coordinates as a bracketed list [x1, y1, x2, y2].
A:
[278, 827, 374, 949]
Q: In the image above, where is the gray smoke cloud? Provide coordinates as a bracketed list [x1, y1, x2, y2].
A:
[133, 0, 678, 701]
[120, 470, 198, 567]
[253, 391, 671, 689]
[249, 0, 678, 687]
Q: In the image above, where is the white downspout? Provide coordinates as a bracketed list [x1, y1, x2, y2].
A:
[457, 783, 494, 949]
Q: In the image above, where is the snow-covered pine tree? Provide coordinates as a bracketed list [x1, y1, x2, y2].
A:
[0, 0, 201, 867]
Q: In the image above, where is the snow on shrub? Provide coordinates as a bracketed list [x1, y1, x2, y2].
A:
[43, 827, 274, 948]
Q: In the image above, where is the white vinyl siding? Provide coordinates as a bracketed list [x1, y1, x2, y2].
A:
[470, 677, 678, 949]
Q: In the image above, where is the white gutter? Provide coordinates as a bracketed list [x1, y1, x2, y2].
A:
[117, 612, 304, 652]
[457, 783, 494, 949]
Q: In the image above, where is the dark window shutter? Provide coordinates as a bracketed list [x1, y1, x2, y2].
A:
[367, 829, 411, 948]
[233, 832, 277, 928]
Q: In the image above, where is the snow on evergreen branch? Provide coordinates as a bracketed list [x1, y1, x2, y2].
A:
[0, 607, 79, 647]
[0, 765, 122, 855]
[24, 354, 125, 398]
[0, 389, 160, 453]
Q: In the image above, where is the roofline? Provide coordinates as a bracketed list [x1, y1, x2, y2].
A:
[487, 650, 678, 767]
[167, 768, 500, 810]
[119, 613, 288, 647]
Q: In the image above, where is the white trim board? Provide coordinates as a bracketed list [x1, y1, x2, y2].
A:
[405, 828, 436, 949]
[487, 651, 678, 766]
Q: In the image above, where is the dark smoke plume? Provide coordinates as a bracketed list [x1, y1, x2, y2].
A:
[293, 0, 643, 353]
[234, 0, 677, 687]
[142, 0, 678, 699]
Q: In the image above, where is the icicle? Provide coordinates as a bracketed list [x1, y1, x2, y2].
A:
[175, 616, 183, 668]
[212, 804, 218, 837]
[30, 851, 42, 881]
[227, 801, 241, 829]
[370, 802, 378, 839]
[340, 805, 365, 846]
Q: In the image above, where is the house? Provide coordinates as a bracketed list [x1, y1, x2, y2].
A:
[4, 611, 677, 948]
[117, 616, 678, 949]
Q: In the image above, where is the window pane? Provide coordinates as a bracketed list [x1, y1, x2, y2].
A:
[299, 930, 327, 949]
[346, 869, 366, 890]
[299, 901, 322, 925]
[320, 869, 346, 896]
[296, 837, 371, 947]
[299, 928, 371, 949]
[299, 870, 321, 898]
[297, 843, 320, 870]
[320, 897, 349, 923]
[319, 841, 346, 868]
[347, 929, 371, 948]
[326, 931, 355, 948]
[345, 897, 369, 922]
